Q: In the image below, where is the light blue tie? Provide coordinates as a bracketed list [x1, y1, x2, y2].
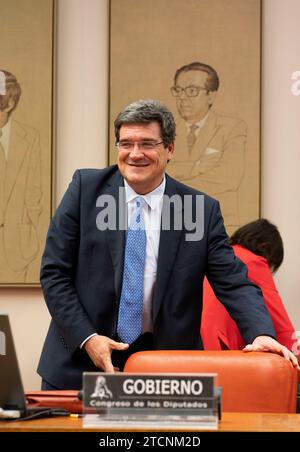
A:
[117, 197, 146, 344]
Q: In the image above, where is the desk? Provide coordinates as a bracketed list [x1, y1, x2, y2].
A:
[0, 412, 300, 432]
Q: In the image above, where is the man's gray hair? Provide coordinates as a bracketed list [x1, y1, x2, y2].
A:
[114, 99, 176, 147]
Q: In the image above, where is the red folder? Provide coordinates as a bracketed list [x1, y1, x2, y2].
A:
[26, 390, 82, 414]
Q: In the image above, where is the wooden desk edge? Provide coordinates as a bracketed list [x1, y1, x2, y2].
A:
[0, 412, 300, 432]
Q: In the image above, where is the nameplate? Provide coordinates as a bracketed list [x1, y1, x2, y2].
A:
[82, 373, 218, 429]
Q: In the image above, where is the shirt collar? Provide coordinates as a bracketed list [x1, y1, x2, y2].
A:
[187, 111, 210, 131]
[124, 176, 166, 210]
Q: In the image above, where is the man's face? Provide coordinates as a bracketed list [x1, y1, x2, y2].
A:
[175, 70, 216, 122]
[117, 121, 174, 194]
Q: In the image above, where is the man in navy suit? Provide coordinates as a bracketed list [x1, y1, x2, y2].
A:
[38, 99, 298, 390]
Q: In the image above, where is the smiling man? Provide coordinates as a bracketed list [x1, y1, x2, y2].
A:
[38, 99, 298, 390]
[117, 121, 174, 195]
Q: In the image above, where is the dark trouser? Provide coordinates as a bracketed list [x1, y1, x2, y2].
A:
[111, 332, 154, 371]
[41, 379, 61, 390]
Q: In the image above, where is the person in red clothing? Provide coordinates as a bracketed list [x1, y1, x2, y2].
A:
[201, 219, 296, 351]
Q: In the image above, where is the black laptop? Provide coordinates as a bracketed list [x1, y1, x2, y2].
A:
[0, 313, 68, 420]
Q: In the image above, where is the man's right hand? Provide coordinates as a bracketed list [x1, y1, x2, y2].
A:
[83, 335, 129, 372]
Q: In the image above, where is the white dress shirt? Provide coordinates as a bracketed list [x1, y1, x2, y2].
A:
[81, 175, 165, 347]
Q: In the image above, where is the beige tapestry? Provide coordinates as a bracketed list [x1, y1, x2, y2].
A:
[109, 0, 261, 235]
[0, 0, 54, 286]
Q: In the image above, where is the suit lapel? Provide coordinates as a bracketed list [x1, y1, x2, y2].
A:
[105, 170, 126, 300]
[153, 175, 183, 322]
[190, 111, 220, 158]
[4, 121, 28, 207]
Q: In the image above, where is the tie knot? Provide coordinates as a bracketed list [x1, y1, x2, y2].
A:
[136, 197, 144, 208]
[130, 197, 145, 229]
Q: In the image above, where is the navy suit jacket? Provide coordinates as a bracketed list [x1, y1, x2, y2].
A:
[38, 165, 275, 388]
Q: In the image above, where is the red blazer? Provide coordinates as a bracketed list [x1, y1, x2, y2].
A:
[201, 245, 295, 350]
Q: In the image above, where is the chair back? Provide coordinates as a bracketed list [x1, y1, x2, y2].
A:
[124, 350, 297, 413]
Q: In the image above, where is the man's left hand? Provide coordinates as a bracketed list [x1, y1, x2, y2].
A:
[243, 335, 300, 370]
